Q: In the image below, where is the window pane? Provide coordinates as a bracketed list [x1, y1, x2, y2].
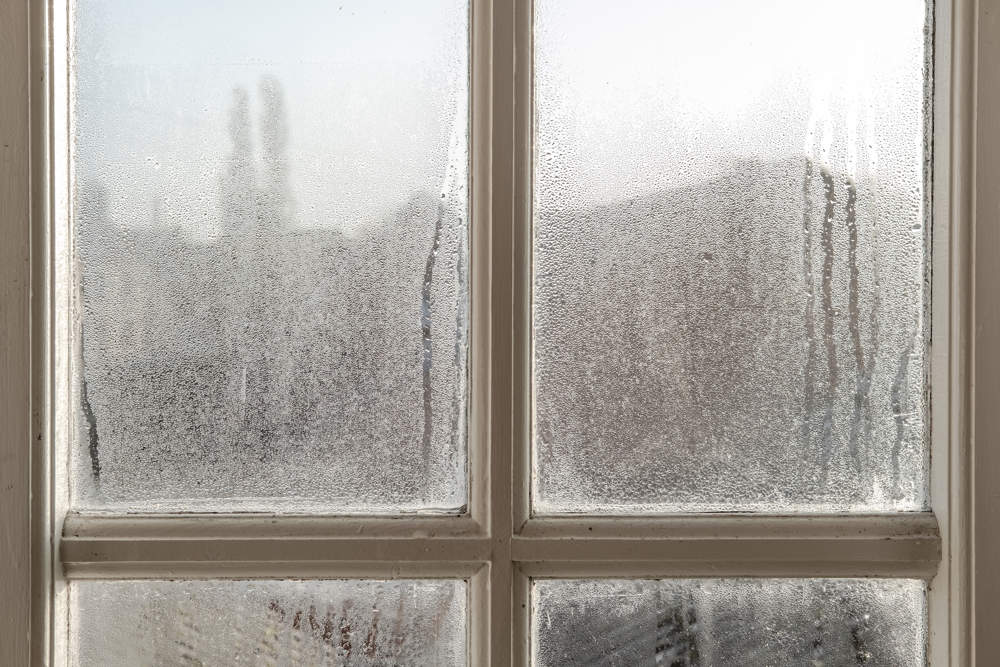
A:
[533, 0, 929, 513]
[70, 579, 467, 665]
[71, 0, 469, 512]
[532, 579, 925, 666]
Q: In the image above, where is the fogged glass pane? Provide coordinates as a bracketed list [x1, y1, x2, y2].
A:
[70, 579, 467, 666]
[532, 579, 925, 666]
[72, 0, 469, 512]
[533, 0, 929, 512]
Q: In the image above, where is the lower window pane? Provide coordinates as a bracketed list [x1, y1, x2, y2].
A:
[70, 579, 467, 665]
[532, 578, 925, 665]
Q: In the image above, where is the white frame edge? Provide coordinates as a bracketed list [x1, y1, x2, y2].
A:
[3, 0, 993, 665]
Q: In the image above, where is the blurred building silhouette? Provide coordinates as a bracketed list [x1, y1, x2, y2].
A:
[75, 77, 468, 508]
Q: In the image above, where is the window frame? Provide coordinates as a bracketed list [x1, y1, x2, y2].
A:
[0, 0, 991, 664]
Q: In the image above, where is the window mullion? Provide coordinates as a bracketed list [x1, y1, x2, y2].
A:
[487, 0, 521, 664]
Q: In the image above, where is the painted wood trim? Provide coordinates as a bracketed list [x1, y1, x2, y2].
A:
[1, 0, 32, 664]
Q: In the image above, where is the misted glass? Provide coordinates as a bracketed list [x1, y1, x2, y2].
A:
[532, 578, 925, 666]
[70, 579, 468, 665]
[533, 0, 930, 512]
[71, 0, 470, 512]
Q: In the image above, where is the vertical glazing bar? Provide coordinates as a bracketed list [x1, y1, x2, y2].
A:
[929, 0, 952, 662]
[469, 564, 491, 666]
[513, 565, 531, 667]
[470, 2, 494, 661]
[51, 0, 73, 662]
[511, 0, 533, 662]
[512, 0, 532, 536]
[470, 0, 494, 532]
[491, 0, 515, 663]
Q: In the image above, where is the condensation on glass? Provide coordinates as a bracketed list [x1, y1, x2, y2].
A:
[532, 0, 931, 513]
[69, 579, 468, 666]
[70, 0, 470, 512]
[532, 578, 926, 666]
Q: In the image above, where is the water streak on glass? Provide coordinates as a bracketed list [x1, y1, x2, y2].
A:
[71, 0, 470, 512]
[70, 579, 468, 666]
[532, 579, 925, 666]
[532, 0, 930, 513]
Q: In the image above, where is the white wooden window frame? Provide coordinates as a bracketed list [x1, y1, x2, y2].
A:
[2, 0, 999, 664]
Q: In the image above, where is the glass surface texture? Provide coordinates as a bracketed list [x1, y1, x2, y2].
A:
[532, 578, 926, 666]
[70, 579, 468, 666]
[533, 0, 930, 513]
[71, 0, 470, 512]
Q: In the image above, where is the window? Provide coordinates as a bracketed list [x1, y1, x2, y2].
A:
[5, 0, 1000, 664]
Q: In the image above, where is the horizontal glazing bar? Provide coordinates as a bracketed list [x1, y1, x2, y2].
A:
[518, 513, 939, 539]
[514, 514, 940, 579]
[514, 553, 937, 580]
[63, 513, 485, 539]
[61, 536, 493, 570]
[63, 561, 487, 580]
[62, 513, 939, 580]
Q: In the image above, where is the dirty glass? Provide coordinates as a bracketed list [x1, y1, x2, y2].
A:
[71, 0, 470, 512]
[70, 579, 468, 666]
[532, 0, 930, 513]
[532, 578, 925, 666]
